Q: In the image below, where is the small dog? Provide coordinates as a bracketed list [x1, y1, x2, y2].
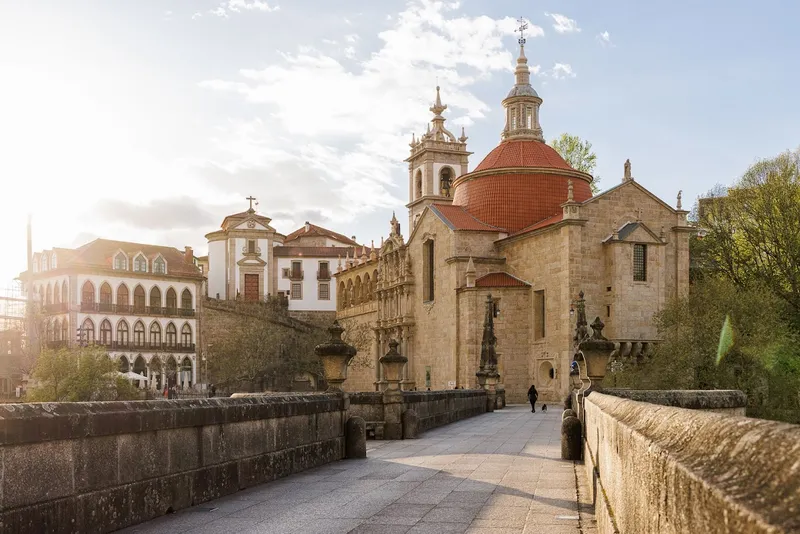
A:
[541, 404, 548, 412]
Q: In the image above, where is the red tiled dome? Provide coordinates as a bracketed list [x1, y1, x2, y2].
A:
[451, 140, 593, 233]
[474, 139, 572, 172]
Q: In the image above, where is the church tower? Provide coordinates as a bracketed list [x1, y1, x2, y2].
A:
[501, 26, 544, 142]
[405, 86, 472, 232]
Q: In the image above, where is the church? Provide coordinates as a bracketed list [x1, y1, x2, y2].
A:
[334, 39, 693, 403]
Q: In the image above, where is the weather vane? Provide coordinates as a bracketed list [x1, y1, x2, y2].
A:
[516, 16, 528, 45]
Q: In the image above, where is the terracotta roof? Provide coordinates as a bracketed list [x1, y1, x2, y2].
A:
[474, 272, 530, 288]
[283, 223, 360, 247]
[452, 172, 591, 233]
[48, 239, 201, 277]
[430, 204, 506, 232]
[473, 140, 573, 172]
[273, 246, 357, 258]
[510, 213, 564, 237]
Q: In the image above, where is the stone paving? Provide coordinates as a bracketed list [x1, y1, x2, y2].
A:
[120, 405, 596, 534]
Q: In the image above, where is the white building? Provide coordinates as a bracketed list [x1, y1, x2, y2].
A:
[26, 239, 203, 390]
[206, 203, 372, 315]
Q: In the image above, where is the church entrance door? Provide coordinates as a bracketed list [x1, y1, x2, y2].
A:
[244, 274, 259, 301]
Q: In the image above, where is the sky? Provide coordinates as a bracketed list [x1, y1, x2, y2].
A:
[1, 0, 798, 286]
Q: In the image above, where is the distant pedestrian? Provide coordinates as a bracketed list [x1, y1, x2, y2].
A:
[163, 385, 168, 399]
[210, 384, 217, 398]
[527, 384, 538, 413]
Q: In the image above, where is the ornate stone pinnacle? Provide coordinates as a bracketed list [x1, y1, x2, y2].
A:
[567, 179, 574, 202]
[677, 190, 683, 210]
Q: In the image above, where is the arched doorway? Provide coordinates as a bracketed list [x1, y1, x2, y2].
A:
[181, 357, 193, 388]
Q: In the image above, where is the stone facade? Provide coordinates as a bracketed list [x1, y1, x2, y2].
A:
[334, 44, 692, 403]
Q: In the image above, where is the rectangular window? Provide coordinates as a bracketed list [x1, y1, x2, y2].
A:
[318, 261, 330, 280]
[526, 107, 533, 129]
[633, 244, 647, 281]
[291, 282, 302, 300]
[318, 282, 330, 300]
[534, 290, 545, 340]
[247, 240, 256, 253]
[291, 261, 302, 279]
[510, 109, 517, 129]
[423, 240, 435, 302]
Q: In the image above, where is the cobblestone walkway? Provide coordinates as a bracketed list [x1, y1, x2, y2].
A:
[121, 405, 596, 534]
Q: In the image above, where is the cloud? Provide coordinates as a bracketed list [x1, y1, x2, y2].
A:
[550, 63, 576, 79]
[344, 46, 356, 59]
[597, 31, 614, 47]
[208, 0, 279, 18]
[344, 34, 359, 43]
[92, 197, 218, 231]
[545, 13, 580, 34]
[197, 0, 538, 227]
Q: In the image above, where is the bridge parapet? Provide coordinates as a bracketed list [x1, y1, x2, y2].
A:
[0, 393, 347, 533]
[583, 391, 800, 534]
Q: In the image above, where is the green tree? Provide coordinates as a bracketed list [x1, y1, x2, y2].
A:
[698, 148, 800, 317]
[612, 278, 800, 423]
[27, 346, 140, 402]
[550, 133, 600, 192]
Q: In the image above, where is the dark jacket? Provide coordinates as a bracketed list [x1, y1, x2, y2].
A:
[527, 385, 538, 400]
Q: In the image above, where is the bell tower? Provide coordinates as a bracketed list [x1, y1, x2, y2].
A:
[405, 86, 472, 232]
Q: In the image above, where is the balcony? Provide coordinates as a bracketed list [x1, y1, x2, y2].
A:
[317, 269, 331, 281]
[289, 269, 304, 281]
[44, 303, 68, 314]
[77, 303, 196, 318]
[109, 341, 197, 353]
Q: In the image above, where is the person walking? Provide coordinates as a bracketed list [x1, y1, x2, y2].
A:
[527, 384, 538, 413]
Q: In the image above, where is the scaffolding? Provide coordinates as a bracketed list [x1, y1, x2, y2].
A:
[0, 281, 26, 332]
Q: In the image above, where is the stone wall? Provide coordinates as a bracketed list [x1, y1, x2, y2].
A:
[0, 394, 346, 533]
[583, 392, 800, 534]
[349, 389, 488, 438]
[602, 388, 747, 415]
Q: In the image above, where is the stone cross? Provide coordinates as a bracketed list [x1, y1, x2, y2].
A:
[516, 16, 528, 45]
[246, 196, 257, 211]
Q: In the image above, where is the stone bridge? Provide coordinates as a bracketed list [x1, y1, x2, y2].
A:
[0, 386, 798, 534]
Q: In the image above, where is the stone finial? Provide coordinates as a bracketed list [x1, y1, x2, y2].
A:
[465, 256, 476, 288]
[410, 132, 416, 147]
[314, 320, 357, 392]
[380, 236, 384, 247]
[677, 190, 683, 210]
[567, 179, 574, 202]
[459, 126, 468, 143]
[623, 159, 633, 182]
[379, 339, 408, 391]
[369, 240, 377, 261]
[337, 255, 343, 273]
[360, 245, 368, 263]
[590, 317, 608, 340]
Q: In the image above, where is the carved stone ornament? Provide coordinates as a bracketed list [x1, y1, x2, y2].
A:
[247, 220, 256, 228]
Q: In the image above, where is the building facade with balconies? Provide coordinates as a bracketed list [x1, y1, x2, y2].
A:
[25, 240, 203, 390]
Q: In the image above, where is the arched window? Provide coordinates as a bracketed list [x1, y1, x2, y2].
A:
[133, 355, 146, 376]
[181, 357, 193, 388]
[149, 322, 162, 346]
[61, 280, 68, 306]
[415, 170, 423, 199]
[133, 321, 145, 347]
[364, 274, 371, 301]
[166, 288, 177, 312]
[510, 108, 517, 129]
[45, 283, 52, 305]
[46, 319, 53, 342]
[81, 281, 95, 308]
[54, 283, 61, 304]
[346, 280, 354, 307]
[439, 167, 453, 197]
[100, 282, 112, 311]
[81, 318, 95, 344]
[50, 254, 57, 269]
[117, 284, 129, 311]
[526, 107, 533, 129]
[181, 289, 192, 311]
[61, 318, 68, 341]
[165, 322, 177, 348]
[100, 319, 112, 346]
[133, 254, 147, 272]
[117, 320, 129, 347]
[181, 324, 192, 347]
[114, 253, 127, 270]
[133, 285, 146, 312]
[150, 287, 161, 310]
[53, 318, 61, 342]
[41, 254, 48, 272]
[337, 282, 346, 310]
[119, 355, 130, 373]
[153, 256, 166, 274]
[354, 277, 362, 305]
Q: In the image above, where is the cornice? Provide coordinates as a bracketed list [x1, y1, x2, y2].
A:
[453, 165, 593, 189]
[445, 256, 506, 265]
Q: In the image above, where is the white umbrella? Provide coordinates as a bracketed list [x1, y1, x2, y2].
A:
[118, 371, 149, 381]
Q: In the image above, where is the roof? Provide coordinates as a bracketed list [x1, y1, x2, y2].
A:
[510, 213, 565, 237]
[474, 272, 530, 288]
[452, 172, 592, 233]
[220, 209, 274, 230]
[34, 239, 202, 277]
[283, 222, 360, 247]
[474, 140, 573, 173]
[273, 246, 357, 258]
[430, 204, 506, 232]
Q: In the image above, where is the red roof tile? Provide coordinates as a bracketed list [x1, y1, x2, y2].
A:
[273, 246, 357, 258]
[284, 223, 360, 247]
[475, 272, 530, 288]
[56, 239, 201, 277]
[452, 173, 591, 233]
[430, 204, 506, 232]
[474, 140, 573, 172]
[511, 213, 564, 236]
